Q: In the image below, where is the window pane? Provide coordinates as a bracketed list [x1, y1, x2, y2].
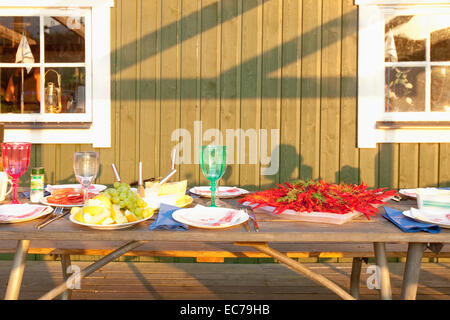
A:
[0, 67, 40, 113]
[0, 16, 40, 63]
[385, 67, 425, 112]
[385, 15, 426, 62]
[431, 67, 450, 112]
[44, 16, 85, 63]
[430, 15, 450, 61]
[44, 67, 85, 113]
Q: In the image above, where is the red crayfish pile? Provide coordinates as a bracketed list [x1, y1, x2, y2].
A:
[238, 179, 398, 220]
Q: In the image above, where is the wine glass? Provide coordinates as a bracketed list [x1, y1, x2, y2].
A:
[1, 142, 31, 204]
[200, 145, 226, 207]
[73, 151, 99, 205]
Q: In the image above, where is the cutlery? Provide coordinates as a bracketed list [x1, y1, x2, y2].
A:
[111, 163, 121, 182]
[244, 206, 260, 232]
[243, 220, 251, 232]
[36, 207, 68, 230]
[146, 168, 177, 198]
[138, 162, 145, 198]
[171, 147, 177, 171]
[146, 149, 178, 198]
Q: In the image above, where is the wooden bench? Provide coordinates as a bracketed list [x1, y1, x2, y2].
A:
[1, 240, 448, 262]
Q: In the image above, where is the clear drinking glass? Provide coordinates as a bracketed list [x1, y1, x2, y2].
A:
[1, 142, 31, 204]
[200, 145, 226, 207]
[73, 151, 99, 205]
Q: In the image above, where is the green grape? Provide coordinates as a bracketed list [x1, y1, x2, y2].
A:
[119, 201, 126, 208]
[124, 199, 132, 208]
[112, 197, 120, 204]
[135, 207, 143, 217]
[104, 193, 112, 200]
[137, 199, 147, 208]
[113, 181, 121, 189]
[121, 182, 130, 190]
[119, 192, 126, 200]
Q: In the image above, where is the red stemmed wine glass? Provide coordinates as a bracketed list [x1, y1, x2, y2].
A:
[1, 142, 31, 204]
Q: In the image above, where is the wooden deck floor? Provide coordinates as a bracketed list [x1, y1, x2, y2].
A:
[0, 261, 449, 300]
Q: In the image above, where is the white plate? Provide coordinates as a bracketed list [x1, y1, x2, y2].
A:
[172, 206, 249, 229]
[189, 186, 249, 199]
[69, 212, 154, 230]
[0, 204, 53, 224]
[243, 202, 360, 225]
[402, 208, 450, 229]
[399, 188, 450, 199]
[46, 184, 107, 194]
[40, 196, 84, 208]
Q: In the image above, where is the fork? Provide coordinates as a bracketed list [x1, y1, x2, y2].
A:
[35, 207, 65, 230]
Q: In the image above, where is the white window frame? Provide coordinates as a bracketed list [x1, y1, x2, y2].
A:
[0, 0, 113, 147]
[356, 0, 450, 148]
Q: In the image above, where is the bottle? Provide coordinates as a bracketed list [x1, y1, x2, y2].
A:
[30, 167, 45, 203]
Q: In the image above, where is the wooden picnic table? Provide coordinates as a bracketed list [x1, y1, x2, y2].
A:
[1, 196, 449, 300]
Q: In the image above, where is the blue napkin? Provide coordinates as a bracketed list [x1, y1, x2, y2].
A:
[19, 189, 51, 199]
[148, 203, 188, 231]
[382, 206, 441, 233]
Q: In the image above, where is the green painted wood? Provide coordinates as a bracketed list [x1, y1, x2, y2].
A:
[200, 0, 221, 187]
[379, 143, 399, 189]
[419, 143, 439, 188]
[399, 144, 419, 189]
[179, 0, 201, 187]
[339, 0, 359, 185]
[118, 0, 138, 184]
[27, 0, 449, 193]
[279, 0, 302, 183]
[320, 0, 342, 184]
[300, 0, 322, 181]
[260, 0, 282, 189]
[220, 0, 241, 187]
[439, 143, 450, 187]
[238, 0, 262, 192]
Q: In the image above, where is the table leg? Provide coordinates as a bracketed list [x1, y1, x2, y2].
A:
[350, 257, 363, 299]
[60, 254, 72, 300]
[373, 242, 392, 300]
[401, 242, 426, 300]
[234, 242, 355, 300]
[4, 240, 30, 300]
[39, 240, 148, 300]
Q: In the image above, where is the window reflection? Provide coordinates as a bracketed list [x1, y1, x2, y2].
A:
[430, 15, 450, 61]
[0, 67, 40, 113]
[431, 67, 450, 112]
[44, 16, 85, 63]
[385, 67, 425, 112]
[385, 15, 426, 62]
[0, 16, 40, 63]
[44, 67, 85, 113]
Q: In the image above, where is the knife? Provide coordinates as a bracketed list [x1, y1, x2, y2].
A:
[111, 163, 121, 182]
[138, 162, 145, 198]
[245, 206, 260, 232]
[36, 208, 69, 230]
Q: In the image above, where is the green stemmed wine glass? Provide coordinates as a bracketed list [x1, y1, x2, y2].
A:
[200, 145, 226, 207]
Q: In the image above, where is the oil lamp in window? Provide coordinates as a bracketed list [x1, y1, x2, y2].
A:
[44, 69, 62, 113]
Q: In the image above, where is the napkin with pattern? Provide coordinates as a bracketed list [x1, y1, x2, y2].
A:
[382, 206, 441, 234]
[148, 203, 188, 231]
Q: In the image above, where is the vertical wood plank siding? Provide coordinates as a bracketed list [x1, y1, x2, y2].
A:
[33, 0, 449, 189]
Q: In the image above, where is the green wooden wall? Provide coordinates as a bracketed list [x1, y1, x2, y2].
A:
[26, 0, 450, 190]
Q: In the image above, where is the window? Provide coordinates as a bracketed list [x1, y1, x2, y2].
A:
[356, 0, 450, 147]
[0, 1, 113, 147]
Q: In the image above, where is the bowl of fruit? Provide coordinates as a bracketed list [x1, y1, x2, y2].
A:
[70, 182, 155, 230]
